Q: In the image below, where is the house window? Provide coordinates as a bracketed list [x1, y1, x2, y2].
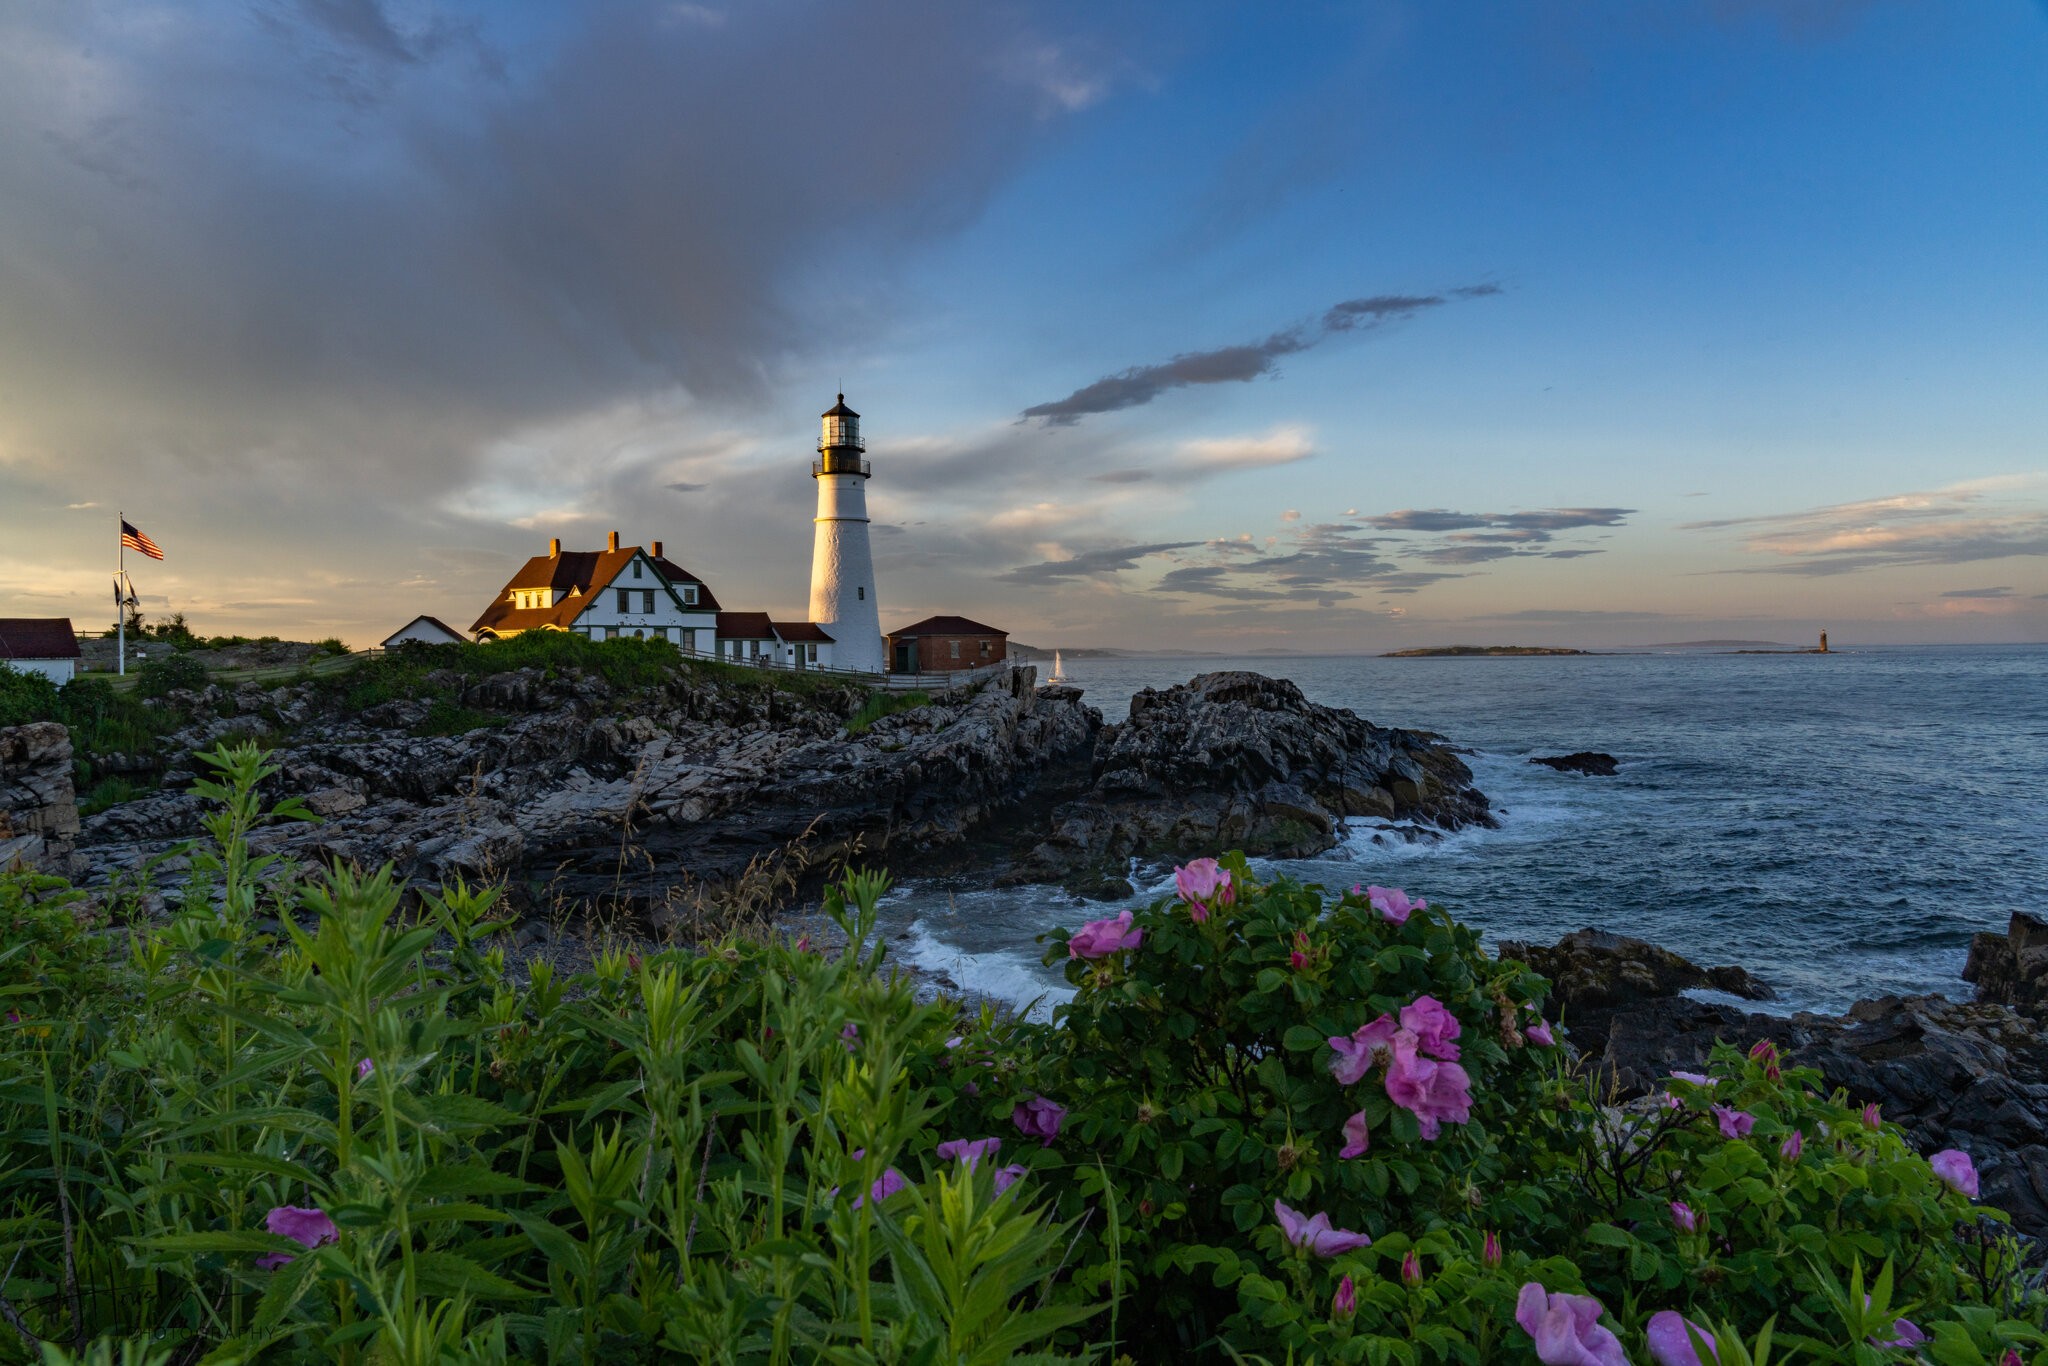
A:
[682, 585, 698, 605]
[642, 590, 655, 614]
[949, 640, 960, 660]
[617, 588, 631, 613]
[678, 629, 696, 652]
[857, 586, 864, 600]
[632, 560, 642, 579]
[806, 643, 817, 663]
[980, 640, 991, 656]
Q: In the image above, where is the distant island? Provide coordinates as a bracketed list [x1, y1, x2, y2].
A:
[1380, 645, 1595, 658]
[1651, 639, 1800, 649]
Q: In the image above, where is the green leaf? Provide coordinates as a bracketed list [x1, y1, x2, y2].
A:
[410, 1249, 537, 1300]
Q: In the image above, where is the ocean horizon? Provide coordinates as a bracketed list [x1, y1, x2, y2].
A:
[878, 642, 2048, 1021]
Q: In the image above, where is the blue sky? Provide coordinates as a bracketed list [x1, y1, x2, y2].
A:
[0, 0, 2043, 647]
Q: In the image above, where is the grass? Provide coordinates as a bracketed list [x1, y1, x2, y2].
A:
[846, 690, 932, 734]
[410, 700, 504, 738]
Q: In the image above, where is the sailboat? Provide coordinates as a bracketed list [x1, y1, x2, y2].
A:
[1049, 650, 1067, 683]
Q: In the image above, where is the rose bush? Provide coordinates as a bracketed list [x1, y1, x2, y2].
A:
[2, 744, 2045, 1364]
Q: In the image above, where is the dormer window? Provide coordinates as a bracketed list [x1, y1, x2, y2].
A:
[682, 585, 698, 606]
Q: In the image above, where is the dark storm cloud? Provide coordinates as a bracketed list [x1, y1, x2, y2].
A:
[0, 1, 1080, 494]
[1019, 283, 1501, 425]
[996, 542, 1202, 585]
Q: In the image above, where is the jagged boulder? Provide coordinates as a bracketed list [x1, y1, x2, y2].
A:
[0, 722, 79, 874]
[1530, 751, 1619, 776]
[1500, 927, 1775, 1013]
[1008, 671, 1493, 889]
[1963, 911, 2048, 1016]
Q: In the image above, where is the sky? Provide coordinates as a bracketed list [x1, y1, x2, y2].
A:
[1, 0, 2044, 651]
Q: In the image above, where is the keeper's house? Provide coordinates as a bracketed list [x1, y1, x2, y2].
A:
[886, 616, 1007, 675]
[713, 613, 837, 669]
[0, 618, 82, 684]
[471, 533, 722, 650]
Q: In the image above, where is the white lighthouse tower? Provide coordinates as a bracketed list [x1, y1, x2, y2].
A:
[808, 394, 884, 673]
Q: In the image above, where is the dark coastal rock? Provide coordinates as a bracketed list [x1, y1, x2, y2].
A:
[1007, 671, 1493, 885]
[0, 722, 80, 874]
[75, 665, 1102, 919]
[1506, 928, 2048, 1236]
[1499, 928, 1776, 1011]
[1529, 751, 1619, 777]
[1963, 911, 2048, 1016]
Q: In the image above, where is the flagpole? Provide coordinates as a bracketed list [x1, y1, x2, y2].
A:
[117, 510, 125, 677]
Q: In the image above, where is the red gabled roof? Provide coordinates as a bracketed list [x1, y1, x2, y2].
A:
[471, 545, 720, 636]
[651, 557, 723, 612]
[0, 618, 81, 660]
[887, 615, 1005, 639]
[770, 621, 835, 642]
[715, 611, 776, 640]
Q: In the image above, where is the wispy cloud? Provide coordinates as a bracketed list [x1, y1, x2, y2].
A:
[1020, 286, 1500, 425]
[1939, 586, 2013, 599]
[995, 541, 1201, 585]
[1687, 477, 2048, 576]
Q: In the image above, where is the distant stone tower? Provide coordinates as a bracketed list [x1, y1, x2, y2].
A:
[808, 394, 883, 673]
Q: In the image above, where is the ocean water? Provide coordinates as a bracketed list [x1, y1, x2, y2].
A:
[877, 644, 2048, 1019]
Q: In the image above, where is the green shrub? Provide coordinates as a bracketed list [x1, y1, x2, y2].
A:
[0, 753, 2041, 1364]
[846, 690, 930, 734]
[131, 651, 210, 698]
[311, 637, 351, 657]
[76, 775, 145, 817]
[0, 665, 60, 726]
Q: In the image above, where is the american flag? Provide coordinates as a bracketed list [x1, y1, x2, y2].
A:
[121, 519, 164, 560]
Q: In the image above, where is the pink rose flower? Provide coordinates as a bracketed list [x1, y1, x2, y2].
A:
[851, 1167, 907, 1209]
[355, 1057, 374, 1081]
[1338, 1111, 1370, 1159]
[1273, 1200, 1371, 1257]
[936, 1137, 1002, 1171]
[1384, 1030, 1473, 1140]
[1526, 1019, 1556, 1047]
[257, 1205, 337, 1270]
[1669, 1071, 1710, 1086]
[1931, 1148, 1979, 1198]
[1874, 1319, 1927, 1350]
[1289, 930, 1310, 971]
[1515, 1283, 1627, 1366]
[1780, 1129, 1803, 1162]
[1400, 995, 1463, 1061]
[1647, 1310, 1719, 1366]
[1327, 1013, 1401, 1086]
[1068, 909, 1142, 959]
[1482, 1230, 1503, 1268]
[1712, 1105, 1755, 1139]
[1012, 1097, 1066, 1147]
[1364, 884, 1425, 924]
[1332, 1273, 1357, 1321]
[1862, 1102, 1882, 1128]
[993, 1164, 1026, 1194]
[1400, 1249, 1423, 1286]
[1174, 858, 1232, 919]
[841, 1022, 860, 1052]
[1670, 1200, 1697, 1233]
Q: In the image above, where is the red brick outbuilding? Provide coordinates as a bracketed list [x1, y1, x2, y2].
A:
[886, 615, 1006, 674]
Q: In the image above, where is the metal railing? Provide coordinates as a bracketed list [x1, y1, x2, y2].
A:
[810, 458, 871, 478]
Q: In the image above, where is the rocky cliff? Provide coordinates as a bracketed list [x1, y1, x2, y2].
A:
[75, 664, 1100, 922]
[68, 663, 1496, 920]
[1004, 671, 1493, 893]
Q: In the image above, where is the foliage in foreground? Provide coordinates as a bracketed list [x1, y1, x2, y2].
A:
[0, 742, 2042, 1364]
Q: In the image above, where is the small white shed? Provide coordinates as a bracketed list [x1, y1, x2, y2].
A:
[380, 615, 468, 648]
[0, 619, 82, 684]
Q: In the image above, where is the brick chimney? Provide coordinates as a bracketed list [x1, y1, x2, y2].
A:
[607, 530, 620, 552]
[549, 537, 561, 558]
[651, 540, 664, 559]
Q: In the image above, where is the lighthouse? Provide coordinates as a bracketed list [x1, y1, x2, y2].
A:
[808, 394, 884, 673]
